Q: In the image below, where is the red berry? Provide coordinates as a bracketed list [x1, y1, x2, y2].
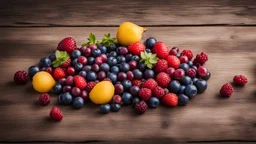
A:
[154, 59, 168, 73]
[193, 52, 208, 66]
[39, 93, 50, 106]
[112, 95, 122, 104]
[85, 81, 96, 92]
[166, 67, 175, 78]
[162, 93, 178, 107]
[132, 80, 143, 87]
[100, 54, 108, 63]
[95, 56, 103, 65]
[135, 100, 148, 114]
[197, 66, 208, 77]
[115, 84, 124, 95]
[219, 83, 234, 97]
[53, 67, 66, 80]
[49, 106, 63, 121]
[186, 68, 197, 78]
[57, 37, 77, 53]
[128, 61, 138, 71]
[61, 58, 71, 68]
[71, 87, 81, 97]
[179, 55, 189, 63]
[73, 75, 87, 89]
[77, 56, 88, 65]
[153, 86, 165, 99]
[128, 42, 145, 56]
[169, 47, 180, 56]
[83, 48, 91, 57]
[142, 78, 158, 91]
[66, 67, 76, 75]
[79, 90, 89, 101]
[173, 69, 185, 80]
[45, 67, 53, 75]
[233, 75, 248, 86]
[156, 72, 171, 88]
[166, 55, 180, 69]
[139, 88, 152, 101]
[126, 71, 134, 81]
[13, 70, 28, 84]
[180, 50, 193, 60]
[152, 42, 169, 59]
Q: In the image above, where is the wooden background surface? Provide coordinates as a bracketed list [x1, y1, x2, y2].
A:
[0, 0, 256, 143]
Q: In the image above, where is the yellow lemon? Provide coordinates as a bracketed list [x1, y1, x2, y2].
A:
[116, 22, 146, 46]
[32, 71, 56, 93]
[89, 81, 114, 104]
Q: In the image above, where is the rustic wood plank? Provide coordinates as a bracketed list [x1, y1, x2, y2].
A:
[0, 0, 256, 26]
[0, 27, 255, 142]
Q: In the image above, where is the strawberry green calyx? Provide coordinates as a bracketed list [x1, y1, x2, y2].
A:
[52, 50, 70, 67]
[140, 51, 158, 69]
[82, 33, 96, 46]
[82, 33, 116, 47]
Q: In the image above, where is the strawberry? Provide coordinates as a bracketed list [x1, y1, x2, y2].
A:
[49, 106, 63, 121]
[73, 75, 87, 89]
[153, 86, 165, 99]
[60, 58, 71, 68]
[139, 88, 152, 101]
[233, 75, 248, 86]
[53, 67, 66, 80]
[128, 42, 145, 56]
[52, 50, 70, 68]
[162, 93, 178, 107]
[142, 78, 158, 90]
[166, 55, 180, 69]
[57, 37, 77, 53]
[154, 59, 168, 73]
[180, 50, 193, 60]
[152, 42, 169, 59]
[156, 72, 171, 88]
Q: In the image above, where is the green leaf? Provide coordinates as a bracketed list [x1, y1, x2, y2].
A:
[52, 60, 61, 68]
[147, 63, 153, 69]
[141, 52, 146, 59]
[149, 59, 157, 64]
[55, 50, 61, 58]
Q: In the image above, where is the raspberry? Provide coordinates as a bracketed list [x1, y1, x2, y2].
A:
[49, 106, 63, 121]
[186, 68, 197, 78]
[156, 72, 171, 88]
[180, 50, 193, 60]
[139, 88, 152, 101]
[39, 93, 51, 106]
[85, 82, 96, 92]
[153, 86, 165, 99]
[233, 75, 248, 86]
[13, 70, 28, 84]
[142, 78, 158, 91]
[154, 59, 168, 73]
[135, 100, 148, 114]
[219, 83, 234, 97]
[132, 80, 143, 87]
[193, 52, 208, 66]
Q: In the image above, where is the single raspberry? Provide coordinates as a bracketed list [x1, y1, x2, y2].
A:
[49, 106, 63, 121]
[154, 59, 168, 73]
[162, 93, 178, 107]
[132, 80, 143, 87]
[39, 93, 51, 106]
[142, 78, 158, 91]
[139, 88, 152, 101]
[156, 72, 171, 88]
[135, 100, 148, 114]
[180, 50, 193, 60]
[85, 81, 96, 92]
[153, 86, 165, 99]
[193, 52, 208, 66]
[61, 58, 71, 68]
[186, 68, 197, 78]
[233, 75, 248, 86]
[13, 70, 28, 84]
[73, 75, 87, 89]
[219, 83, 234, 97]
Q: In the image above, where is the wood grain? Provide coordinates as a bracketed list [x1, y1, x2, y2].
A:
[0, 0, 256, 27]
[0, 27, 255, 142]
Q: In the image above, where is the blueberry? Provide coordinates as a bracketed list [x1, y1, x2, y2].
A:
[119, 62, 130, 72]
[116, 56, 126, 64]
[145, 49, 151, 53]
[28, 66, 40, 78]
[194, 79, 207, 93]
[178, 85, 186, 94]
[107, 57, 117, 67]
[115, 46, 122, 54]
[125, 54, 133, 62]
[61, 92, 73, 105]
[71, 50, 81, 59]
[74, 62, 83, 72]
[86, 71, 97, 81]
[58, 94, 63, 104]
[110, 66, 119, 74]
[111, 103, 121, 112]
[145, 37, 157, 49]
[48, 53, 56, 61]
[122, 92, 133, 105]
[178, 94, 189, 106]
[82, 65, 92, 72]
[39, 57, 51, 68]
[72, 97, 84, 109]
[138, 62, 146, 71]
[108, 44, 117, 52]
[131, 55, 140, 62]
[184, 85, 197, 98]
[202, 72, 211, 81]
[72, 58, 78, 66]
[100, 104, 111, 114]
[87, 57, 95, 65]
[132, 97, 140, 106]
[122, 80, 132, 90]
[144, 69, 155, 79]
[133, 69, 143, 80]
[108, 51, 117, 57]
[148, 97, 160, 108]
[180, 76, 192, 86]
[107, 72, 117, 84]
[192, 78, 199, 84]
[52, 83, 62, 94]
[130, 86, 140, 97]
[179, 63, 190, 71]
[168, 80, 181, 93]
[100, 63, 110, 72]
[98, 45, 107, 54]
[187, 61, 193, 67]
[79, 71, 87, 78]
[92, 49, 101, 57]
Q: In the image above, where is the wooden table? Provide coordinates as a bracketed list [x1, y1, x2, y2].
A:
[0, 0, 255, 143]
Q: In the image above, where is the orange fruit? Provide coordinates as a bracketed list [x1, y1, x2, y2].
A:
[89, 81, 114, 104]
[32, 71, 56, 93]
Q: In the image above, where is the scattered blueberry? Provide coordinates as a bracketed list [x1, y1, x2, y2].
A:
[168, 80, 181, 93]
[53, 83, 62, 94]
[73, 97, 84, 109]
[180, 76, 192, 86]
[144, 69, 155, 79]
[179, 63, 190, 71]
[107, 72, 117, 84]
[87, 57, 95, 65]
[39, 57, 51, 68]
[119, 62, 130, 72]
[194, 79, 207, 93]
[148, 97, 160, 108]
[111, 104, 121, 112]
[100, 104, 111, 114]
[74, 62, 83, 72]
[145, 37, 157, 49]
[79, 71, 87, 78]
[122, 80, 132, 90]
[133, 69, 143, 80]
[178, 94, 189, 106]
[184, 85, 197, 98]
[82, 65, 92, 72]
[86, 71, 97, 81]
[98, 45, 107, 54]
[100, 63, 110, 72]
[130, 86, 140, 96]
[122, 92, 133, 105]
[71, 50, 81, 59]
[61, 92, 73, 105]
[132, 97, 140, 106]
[28, 66, 40, 78]
[110, 66, 119, 74]
[107, 57, 117, 67]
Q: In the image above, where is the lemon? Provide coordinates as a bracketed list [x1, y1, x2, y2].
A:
[32, 71, 56, 93]
[89, 81, 115, 104]
[116, 22, 146, 46]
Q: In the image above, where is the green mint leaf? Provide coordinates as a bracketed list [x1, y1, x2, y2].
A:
[88, 33, 96, 44]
